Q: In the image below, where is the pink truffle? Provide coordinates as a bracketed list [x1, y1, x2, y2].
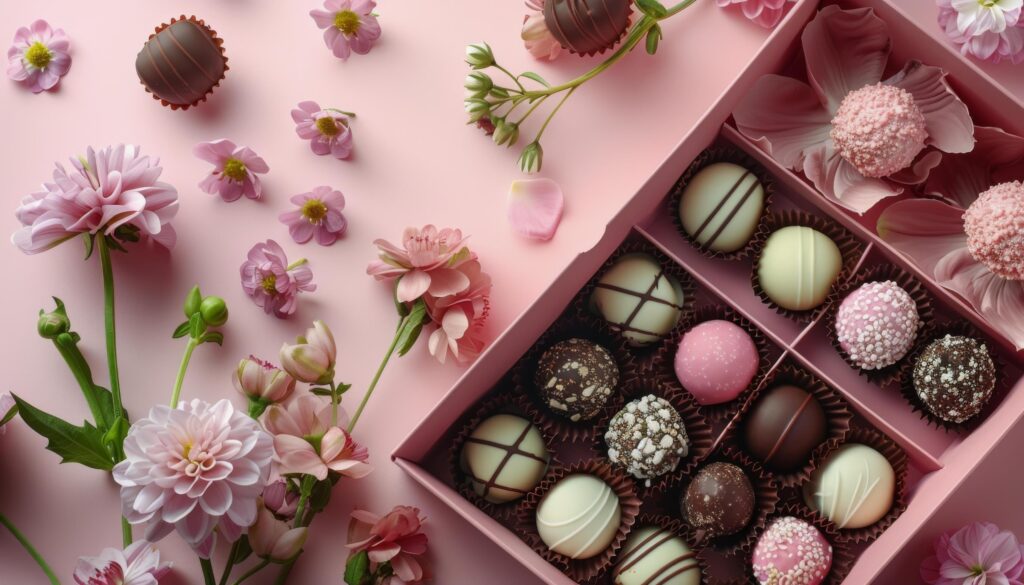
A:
[674, 319, 759, 406]
[835, 280, 920, 370]
[830, 83, 927, 178]
[753, 516, 833, 585]
[964, 180, 1024, 281]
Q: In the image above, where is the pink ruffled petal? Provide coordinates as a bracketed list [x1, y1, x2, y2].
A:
[732, 75, 832, 169]
[507, 178, 564, 241]
[924, 126, 1024, 208]
[889, 150, 943, 186]
[936, 251, 1024, 350]
[802, 5, 891, 112]
[885, 60, 974, 154]
[876, 198, 969, 275]
[802, 145, 902, 213]
[396, 270, 431, 303]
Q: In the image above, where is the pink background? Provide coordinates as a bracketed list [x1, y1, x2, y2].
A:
[0, 1, 1021, 584]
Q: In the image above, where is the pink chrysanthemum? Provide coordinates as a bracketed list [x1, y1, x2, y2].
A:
[262, 395, 372, 481]
[937, 0, 1024, 64]
[12, 144, 179, 254]
[347, 506, 431, 584]
[7, 19, 71, 93]
[240, 240, 316, 318]
[921, 522, 1024, 585]
[113, 400, 273, 558]
[194, 140, 269, 202]
[310, 0, 381, 60]
[291, 100, 355, 160]
[522, 0, 563, 60]
[716, 0, 795, 28]
[366, 225, 475, 303]
[73, 541, 171, 585]
[279, 186, 347, 246]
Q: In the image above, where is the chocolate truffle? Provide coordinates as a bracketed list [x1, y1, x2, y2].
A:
[683, 462, 755, 538]
[543, 0, 632, 56]
[591, 254, 686, 347]
[912, 335, 996, 424]
[836, 281, 920, 370]
[605, 395, 689, 484]
[613, 525, 701, 585]
[753, 516, 832, 585]
[804, 443, 895, 529]
[757, 226, 842, 312]
[136, 16, 227, 110]
[743, 385, 827, 472]
[679, 162, 765, 253]
[534, 338, 619, 422]
[536, 474, 621, 559]
[674, 319, 759, 406]
[460, 414, 550, 504]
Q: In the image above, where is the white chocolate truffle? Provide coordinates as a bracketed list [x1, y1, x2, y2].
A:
[461, 414, 549, 504]
[679, 162, 765, 253]
[757, 226, 842, 311]
[537, 474, 622, 559]
[592, 254, 685, 346]
[803, 443, 895, 529]
[613, 525, 701, 585]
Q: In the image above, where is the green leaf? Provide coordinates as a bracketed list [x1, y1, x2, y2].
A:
[635, 0, 668, 18]
[344, 551, 371, 585]
[336, 383, 352, 395]
[104, 235, 128, 254]
[395, 300, 428, 357]
[82, 234, 95, 260]
[188, 312, 205, 339]
[171, 321, 191, 339]
[201, 331, 224, 346]
[94, 384, 121, 431]
[1, 402, 18, 426]
[12, 395, 113, 470]
[519, 71, 550, 87]
[231, 535, 253, 565]
[645, 24, 662, 55]
[309, 387, 334, 397]
[102, 416, 129, 448]
[309, 479, 333, 514]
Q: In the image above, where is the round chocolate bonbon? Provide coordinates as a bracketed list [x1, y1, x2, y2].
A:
[743, 384, 827, 472]
[460, 414, 550, 504]
[836, 280, 919, 370]
[679, 162, 765, 253]
[912, 334, 996, 424]
[534, 338, 619, 422]
[536, 473, 622, 559]
[757, 226, 842, 312]
[753, 516, 832, 585]
[605, 395, 689, 484]
[804, 443, 894, 529]
[591, 254, 686, 347]
[674, 319, 759, 406]
[613, 525, 700, 585]
[543, 0, 632, 56]
[135, 16, 227, 109]
[682, 462, 755, 538]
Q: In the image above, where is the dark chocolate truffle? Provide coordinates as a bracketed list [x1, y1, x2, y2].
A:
[136, 16, 227, 110]
[543, 0, 632, 56]
[913, 334, 996, 423]
[683, 462, 755, 538]
[743, 385, 827, 471]
[605, 394, 689, 484]
[534, 338, 619, 422]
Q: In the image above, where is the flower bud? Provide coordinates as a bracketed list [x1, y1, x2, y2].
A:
[249, 503, 308, 562]
[464, 72, 493, 97]
[464, 98, 491, 123]
[280, 321, 336, 384]
[183, 285, 202, 317]
[517, 141, 544, 174]
[199, 296, 229, 327]
[37, 300, 70, 339]
[263, 479, 299, 520]
[465, 43, 495, 69]
[234, 356, 296, 404]
[493, 119, 519, 147]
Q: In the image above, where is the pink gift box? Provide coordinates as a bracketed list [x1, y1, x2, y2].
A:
[393, 1, 1024, 583]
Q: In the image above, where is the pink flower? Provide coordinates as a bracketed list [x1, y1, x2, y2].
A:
[7, 19, 71, 93]
[0, 393, 15, 435]
[262, 478, 299, 520]
[522, 0, 563, 60]
[310, 0, 381, 60]
[248, 501, 308, 562]
[732, 6, 974, 214]
[367, 225, 475, 303]
[279, 320, 337, 384]
[878, 126, 1024, 350]
[234, 356, 295, 404]
[716, 0, 795, 28]
[12, 144, 179, 254]
[291, 101, 355, 159]
[240, 240, 316, 318]
[194, 139, 269, 202]
[262, 395, 333, 440]
[921, 522, 1024, 585]
[347, 506, 431, 584]
[262, 396, 372, 481]
[73, 541, 172, 585]
[937, 0, 1024, 64]
[508, 178, 564, 241]
[425, 260, 492, 365]
[112, 399, 274, 558]
[279, 186, 347, 246]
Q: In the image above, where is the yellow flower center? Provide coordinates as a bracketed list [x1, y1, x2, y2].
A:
[301, 199, 329, 224]
[315, 116, 340, 137]
[261, 275, 278, 295]
[25, 42, 52, 69]
[334, 10, 362, 35]
[222, 158, 248, 181]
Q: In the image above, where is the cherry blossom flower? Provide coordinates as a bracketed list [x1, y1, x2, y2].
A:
[921, 522, 1024, 585]
[73, 541, 171, 585]
[937, 0, 1024, 64]
[717, 0, 795, 28]
[291, 100, 355, 160]
[507, 178, 563, 241]
[347, 506, 431, 584]
[425, 260, 492, 365]
[279, 320, 337, 384]
[522, 0, 562, 60]
[240, 240, 316, 318]
[366, 225, 475, 303]
[234, 356, 295, 404]
[7, 19, 71, 93]
[279, 186, 347, 246]
[732, 6, 974, 214]
[310, 0, 381, 60]
[194, 140, 269, 202]
[262, 395, 371, 481]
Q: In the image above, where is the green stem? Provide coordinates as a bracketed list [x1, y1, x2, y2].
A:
[200, 558, 217, 585]
[97, 236, 124, 423]
[515, 95, 550, 125]
[534, 87, 577, 142]
[494, 63, 526, 92]
[219, 540, 242, 585]
[121, 519, 133, 550]
[233, 559, 271, 585]
[170, 338, 199, 408]
[346, 317, 405, 434]
[292, 475, 317, 529]
[0, 514, 60, 585]
[52, 334, 108, 429]
[329, 381, 340, 427]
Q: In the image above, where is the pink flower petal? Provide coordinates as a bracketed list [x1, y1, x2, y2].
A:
[733, 75, 833, 169]
[924, 126, 1024, 208]
[396, 270, 431, 303]
[802, 5, 890, 112]
[507, 178, 564, 241]
[886, 60, 974, 154]
[426, 268, 471, 297]
[877, 198, 968, 274]
[808, 149, 903, 214]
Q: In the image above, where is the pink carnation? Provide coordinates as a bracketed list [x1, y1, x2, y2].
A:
[279, 186, 347, 246]
[291, 100, 355, 160]
[194, 139, 269, 202]
[262, 395, 372, 481]
[921, 522, 1024, 585]
[716, 0, 795, 28]
[7, 19, 71, 93]
[366, 225, 475, 303]
[74, 541, 171, 585]
[347, 506, 431, 584]
[310, 0, 381, 60]
[240, 240, 316, 318]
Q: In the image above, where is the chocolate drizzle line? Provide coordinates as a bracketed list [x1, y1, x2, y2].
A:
[690, 169, 760, 250]
[464, 418, 549, 499]
[594, 268, 684, 338]
[763, 391, 815, 467]
[613, 527, 699, 584]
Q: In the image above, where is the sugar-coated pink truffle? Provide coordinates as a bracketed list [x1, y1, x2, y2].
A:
[753, 516, 833, 585]
[835, 280, 920, 370]
[830, 83, 927, 178]
[674, 319, 758, 405]
[964, 180, 1024, 281]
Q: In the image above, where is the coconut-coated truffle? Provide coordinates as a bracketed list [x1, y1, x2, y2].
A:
[605, 395, 689, 484]
[830, 83, 927, 178]
[835, 280, 920, 370]
[753, 516, 833, 585]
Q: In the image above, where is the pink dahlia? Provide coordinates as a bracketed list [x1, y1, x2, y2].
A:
[732, 6, 974, 214]
[367, 225, 475, 303]
[716, 0, 795, 28]
[73, 541, 171, 585]
[937, 0, 1024, 64]
[921, 522, 1024, 585]
[347, 506, 431, 584]
[12, 144, 179, 254]
[522, 0, 563, 60]
[194, 139, 269, 202]
[112, 399, 273, 557]
[878, 126, 1024, 350]
[291, 100, 355, 160]
[310, 0, 381, 60]
[279, 186, 347, 246]
[0, 393, 14, 435]
[262, 395, 372, 481]
[7, 19, 71, 93]
[240, 239, 316, 318]
[425, 259, 492, 365]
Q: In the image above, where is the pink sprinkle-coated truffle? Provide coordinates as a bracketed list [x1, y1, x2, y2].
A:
[674, 319, 759, 406]
[836, 281, 920, 370]
[964, 181, 1024, 281]
[753, 516, 833, 585]
[830, 83, 928, 178]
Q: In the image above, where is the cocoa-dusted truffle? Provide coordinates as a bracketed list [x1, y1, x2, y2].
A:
[543, 0, 632, 56]
[913, 335, 996, 423]
[605, 395, 689, 484]
[534, 338, 619, 422]
[136, 16, 227, 110]
[743, 385, 827, 472]
[682, 462, 755, 538]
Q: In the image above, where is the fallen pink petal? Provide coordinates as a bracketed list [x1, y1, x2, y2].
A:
[507, 178, 564, 241]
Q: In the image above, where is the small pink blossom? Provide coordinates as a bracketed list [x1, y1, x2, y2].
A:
[291, 100, 355, 160]
[921, 522, 1024, 585]
[347, 506, 431, 584]
[240, 240, 316, 318]
[249, 501, 308, 562]
[716, 0, 795, 28]
[194, 140, 269, 202]
[522, 0, 562, 60]
[279, 320, 337, 384]
[937, 0, 1024, 64]
[262, 396, 371, 481]
[262, 479, 299, 520]
[7, 19, 71, 93]
[507, 178, 564, 241]
[262, 395, 333, 440]
[310, 0, 381, 60]
[279, 186, 347, 246]
[425, 260, 492, 365]
[74, 541, 172, 585]
[0, 393, 14, 435]
[367, 225, 475, 303]
[234, 356, 295, 404]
